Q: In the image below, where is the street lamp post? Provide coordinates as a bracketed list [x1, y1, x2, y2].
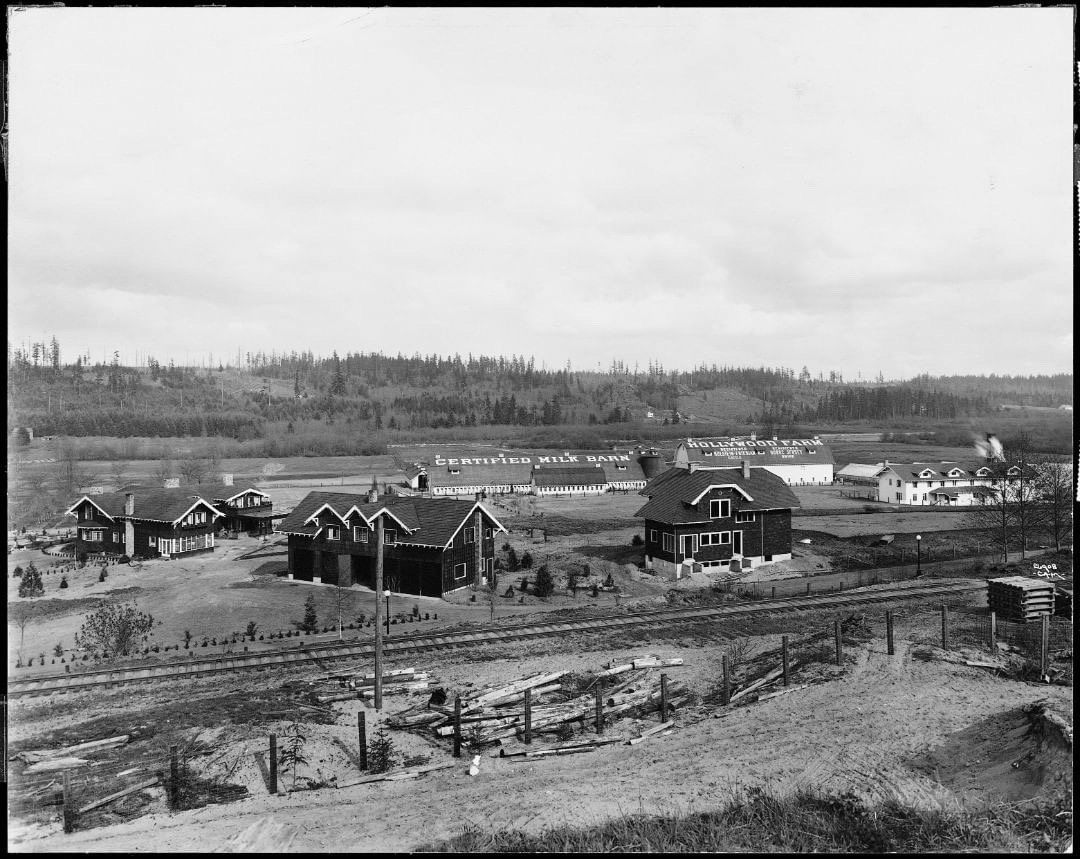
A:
[916, 534, 922, 578]
[384, 589, 391, 636]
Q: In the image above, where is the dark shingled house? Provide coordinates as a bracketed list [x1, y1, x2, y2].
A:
[636, 464, 800, 580]
[65, 487, 227, 558]
[275, 490, 507, 597]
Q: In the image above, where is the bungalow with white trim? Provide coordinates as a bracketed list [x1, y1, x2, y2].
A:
[274, 489, 507, 597]
[636, 463, 800, 580]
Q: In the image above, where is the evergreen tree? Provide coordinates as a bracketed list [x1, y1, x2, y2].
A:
[18, 561, 44, 598]
[301, 593, 318, 633]
[533, 564, 555, 597]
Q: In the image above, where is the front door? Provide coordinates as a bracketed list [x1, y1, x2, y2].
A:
[680, 534, 696, 559]
[732, 531, 742, 556]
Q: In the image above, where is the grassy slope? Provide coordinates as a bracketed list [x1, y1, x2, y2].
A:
[422, 787, 1072, 853]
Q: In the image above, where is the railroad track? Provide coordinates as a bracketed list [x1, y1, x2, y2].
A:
[7, 580, 984, 699]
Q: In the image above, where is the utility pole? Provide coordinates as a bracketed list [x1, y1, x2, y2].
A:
[374, 515, 384, 710]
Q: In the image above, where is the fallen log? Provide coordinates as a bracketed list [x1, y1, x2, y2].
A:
[19, 734, 129, 763]
[24, 757, 90, 774]
[337, 760, 455, 789]
[729, 664, 791, 704]
[628, 720, 675, 746]
[77, 776, 160, 814]
[757, 683, 811, 702]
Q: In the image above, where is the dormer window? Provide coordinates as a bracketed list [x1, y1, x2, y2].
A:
[384, 529, 397, 545]
[353, 526, 369, 543]
[449, 468, 460, 475]
[615, 464, 627, 470]
[709, 498, 731, 519]
[325, 525, 340, 541]
[920, 470, 933, 479]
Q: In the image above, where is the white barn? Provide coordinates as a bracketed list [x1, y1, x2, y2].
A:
[673, 436, 834, 486]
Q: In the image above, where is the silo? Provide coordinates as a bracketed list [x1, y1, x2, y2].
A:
[637, 447, 665, 480]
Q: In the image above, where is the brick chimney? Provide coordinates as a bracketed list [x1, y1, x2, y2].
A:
[367, 488, 378, 504]
[124, 492, 135, 516]
[741, 460, 750, 479]
[123, 493, 135, 556]
[221, 473, 233, 487]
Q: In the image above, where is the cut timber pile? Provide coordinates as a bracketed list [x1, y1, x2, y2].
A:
[388, 656, 689, 748]
[988, 576, 1055, 623]
[309, 667, 430, 703]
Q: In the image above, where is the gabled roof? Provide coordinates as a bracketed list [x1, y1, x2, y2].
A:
[275, 492, 506, 548]
[531, 466, 609, 488]
[836, 463, 884, 479]
[65, 488, 224, 524]
[635, 467, 800, 524]
[876, 461, 1028, 482]
[199, 482, 269, 504]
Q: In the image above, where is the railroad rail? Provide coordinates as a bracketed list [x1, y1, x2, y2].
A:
[7, 580, 984, 699]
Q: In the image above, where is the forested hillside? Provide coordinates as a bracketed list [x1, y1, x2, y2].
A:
[6, 339, 1072, 456]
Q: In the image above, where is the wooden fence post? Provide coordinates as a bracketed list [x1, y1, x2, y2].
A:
[594, 688, 604, 734]
[806, 582, 811, 595]
[660, 673, 668, 720]
[1040, 615, 1050, 677]
[722, 654, 731, 705]
[169, 745, 179, 809]
[358, 712, 367, 770]
[771, 586, 776, 599]
[940, 605, 949, 651]
[524, 688, 532, 744]
[886, 610, 894, 655]
[453, 696, 462, 758]
[989, 611, 996, 650]
[268, 734, 278, 795]
[62, 770, 74, 833]
[834, 620, 842, 665]
[781, 636, 789, 686]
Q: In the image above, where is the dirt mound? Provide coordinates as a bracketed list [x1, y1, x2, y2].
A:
[907, 702, 1072, 806]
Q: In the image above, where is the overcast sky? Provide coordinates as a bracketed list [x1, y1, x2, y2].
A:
[8, 7, 1073, 379]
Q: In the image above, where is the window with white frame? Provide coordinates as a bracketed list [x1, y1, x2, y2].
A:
[384, 529, 397, 545]
[735, 511, 755, 523]
[662, 533, 675, 552]
[454, 562, 467, 579]
[719, 531, 732, 544]
[148, 536, 157, 547]
[353, 526, 369, 543]
[649, 529, 657, 543]
[114, 531, 122, 543]
[700, 532, 722, 546]
[484, 527, 493, 539]
[464, 527, 476, 544]
[709, 498, 731, 519]
[325, 525, 340, 541]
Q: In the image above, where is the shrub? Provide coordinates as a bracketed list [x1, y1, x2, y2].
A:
[506, 547, 520, 572]
[73, 600, 158, 660]
[591, 584, 600, 598]
[118, 555, 131, 564]
[534, 564, 555, 598]
[12, 566, 23, 578]
[53, 642, 64, 657]
[604, 572, 615, 588]
[631, 534, 644, 547]
[520, 552, 534, 570]
[59, 576, 69, 589]
[98, 567, 108, 583]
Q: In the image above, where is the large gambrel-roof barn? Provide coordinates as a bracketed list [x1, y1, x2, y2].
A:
[673, 436, 834, 486]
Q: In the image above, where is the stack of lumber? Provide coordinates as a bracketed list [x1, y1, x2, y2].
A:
[387, 656, 689, 747]
[311, 667, 429, 703]
[16, 735, 130, 774]
[987, 576, 1055, 623]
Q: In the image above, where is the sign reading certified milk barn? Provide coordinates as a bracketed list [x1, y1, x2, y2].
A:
[423, 449, 656, 497]
[673, 436, 835, 486]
